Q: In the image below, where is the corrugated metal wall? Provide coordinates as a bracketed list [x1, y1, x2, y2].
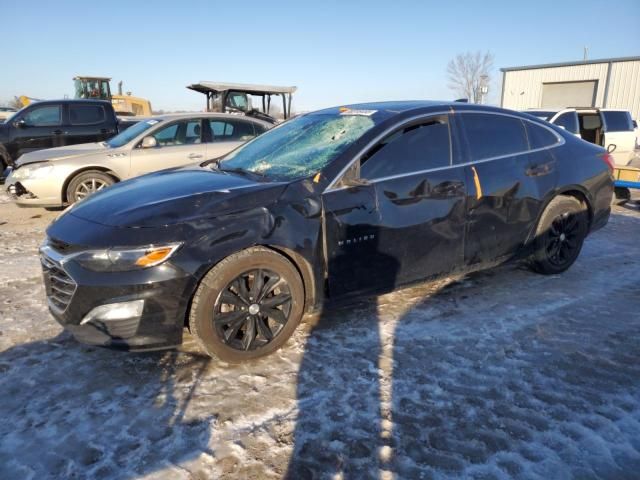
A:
[501, 60, 640, 120]
[606, 61, 640, 120]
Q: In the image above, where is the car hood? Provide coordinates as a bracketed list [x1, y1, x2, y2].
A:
[66, 166, 287, 228]
[16, 143, 110, 165]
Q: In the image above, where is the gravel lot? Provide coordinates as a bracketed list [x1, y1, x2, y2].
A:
[1, 192, 639, 480]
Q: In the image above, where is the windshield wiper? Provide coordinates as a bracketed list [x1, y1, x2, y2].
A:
[218, 166, 267, 181]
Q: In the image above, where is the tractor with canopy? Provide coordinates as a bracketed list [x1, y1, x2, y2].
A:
[187, 82, 297, 124]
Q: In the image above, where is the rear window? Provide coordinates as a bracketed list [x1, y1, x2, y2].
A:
[459, 113, 528, 161]
[603, 111, 633, 132]
[526, 122, 560, 149]
[69, 105, 106, 125]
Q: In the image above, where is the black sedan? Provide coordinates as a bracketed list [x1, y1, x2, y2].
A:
[42, 101, 614, 362]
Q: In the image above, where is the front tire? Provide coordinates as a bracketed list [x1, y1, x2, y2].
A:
[189, 247, 304, 362]
[66, 170, 115, 204]
[528, 196, 589, 275]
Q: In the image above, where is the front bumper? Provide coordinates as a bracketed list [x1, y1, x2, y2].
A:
[40, 245, 197, 351]
[5, 174, 64, 207]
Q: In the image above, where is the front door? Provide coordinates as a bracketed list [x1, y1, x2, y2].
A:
[129, 119, 206, 178]
[601, 110, 636, 166]
[9, 104, 64, 159]
[322, 114, 467, 298]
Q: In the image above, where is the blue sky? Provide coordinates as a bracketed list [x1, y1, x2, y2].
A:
[1, 0, 639, 112]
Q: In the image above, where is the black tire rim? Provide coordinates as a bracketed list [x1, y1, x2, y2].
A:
[213, 268, 292, 351]
[545, 211, 582, 267]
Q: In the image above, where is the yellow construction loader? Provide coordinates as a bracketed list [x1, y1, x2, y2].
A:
[73, 76, 152, 116]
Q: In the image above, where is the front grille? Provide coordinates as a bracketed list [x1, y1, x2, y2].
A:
[41, 251, 77, 313]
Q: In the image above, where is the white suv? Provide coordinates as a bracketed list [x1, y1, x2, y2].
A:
[527, 108, 637, 166]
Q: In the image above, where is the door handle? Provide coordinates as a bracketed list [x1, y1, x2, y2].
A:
[52, 129, 66, 135]
[526, 161, 555, 177]
[188, 153, 204, 159]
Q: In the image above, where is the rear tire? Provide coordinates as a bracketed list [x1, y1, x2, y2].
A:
[189, 247, 304, 362]
[66, 170, 115, 204]
[528, 196, 589, 275]
[613, 187, 631, 206]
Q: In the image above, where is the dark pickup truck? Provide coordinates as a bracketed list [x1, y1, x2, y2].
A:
[0, 99, 127, 180]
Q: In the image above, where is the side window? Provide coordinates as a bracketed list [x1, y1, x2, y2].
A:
[209, 120, 255, 141]
[459, 113, 528, 161]
[526, 122, 560, 149]
[69, 105, 105, 125]
[184, 120, 202, 144]
[227, 120, 256, 140]
[602, 111, 633, 132]
[253, 123, 267, 135]
[209, 120, 230, 140]
[554, 112, 579, 134]
[152, 123, 180, 146]
[360, 117, 451, 180]
[152, 120, 202, 146]
[22, 105, 61, 126]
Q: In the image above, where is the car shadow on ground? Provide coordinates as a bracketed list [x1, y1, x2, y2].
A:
[285, 213, 640, 479]
[0, 332, 214, 479]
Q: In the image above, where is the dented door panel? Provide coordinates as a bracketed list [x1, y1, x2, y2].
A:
[373, 168, 466, 285]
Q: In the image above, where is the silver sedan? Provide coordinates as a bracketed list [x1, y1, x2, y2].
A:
[5, 112, 271, 207]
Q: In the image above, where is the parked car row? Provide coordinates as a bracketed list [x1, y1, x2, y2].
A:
[6, 112, 270, 207]
[39, 101, 614, 361]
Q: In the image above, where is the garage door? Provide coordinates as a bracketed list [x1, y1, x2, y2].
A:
[541, 81, 598, 108]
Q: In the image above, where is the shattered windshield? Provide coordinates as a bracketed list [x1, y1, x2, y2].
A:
[218, 113, 377, 181]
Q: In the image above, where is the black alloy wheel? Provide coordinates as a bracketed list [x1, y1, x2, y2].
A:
[214, 269, 292, 351]
[545, 212, 582, 267]
[529, 195, 588, 275]
[189, 246, 304, 362]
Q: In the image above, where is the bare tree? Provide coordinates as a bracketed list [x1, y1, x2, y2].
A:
[447, 51, 494, 103]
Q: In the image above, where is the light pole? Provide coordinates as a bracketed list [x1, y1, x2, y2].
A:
[479, 75, 489, 105]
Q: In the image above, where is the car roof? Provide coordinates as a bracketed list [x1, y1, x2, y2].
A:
[142, 112, 273, 126]
[314, 101, 535, 120]
[32, 99, 112, 106]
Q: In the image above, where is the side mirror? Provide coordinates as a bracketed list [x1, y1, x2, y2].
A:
[13, 119, 27, 128]
[607, 144, 617, 154]
[141, 136, 157, 148]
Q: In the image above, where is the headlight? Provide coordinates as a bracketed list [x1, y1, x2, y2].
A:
[73, 243, 182, 272]
[12, 162, 54, 180]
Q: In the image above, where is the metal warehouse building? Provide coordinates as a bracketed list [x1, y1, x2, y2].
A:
[500, 56, 640, 120]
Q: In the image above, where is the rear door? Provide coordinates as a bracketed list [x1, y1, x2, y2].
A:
[601, 110, 636, 166]
[456, 111, 541, 265]
[128, 119, 206, 177]
[205, 118, 259, 159]
[8, 104, 64, 159]
[322, 114, 467, 297]
[66, 103, 115, 145]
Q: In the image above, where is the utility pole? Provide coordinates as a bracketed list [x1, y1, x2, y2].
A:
[583, 46, 588, 61]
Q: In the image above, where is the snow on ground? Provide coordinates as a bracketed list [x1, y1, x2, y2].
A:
[1, 193, 639, 479]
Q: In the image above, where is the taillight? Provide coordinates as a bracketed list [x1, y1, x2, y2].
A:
[600, 152, 615, 173]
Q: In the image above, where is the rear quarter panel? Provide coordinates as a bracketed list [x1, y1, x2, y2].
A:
[551, 135, 613, 232]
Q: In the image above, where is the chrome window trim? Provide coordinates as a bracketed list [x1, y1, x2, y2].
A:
[325, 110, 565, 192]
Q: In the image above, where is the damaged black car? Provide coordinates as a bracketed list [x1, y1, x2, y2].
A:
[42, 101, 613, 362]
